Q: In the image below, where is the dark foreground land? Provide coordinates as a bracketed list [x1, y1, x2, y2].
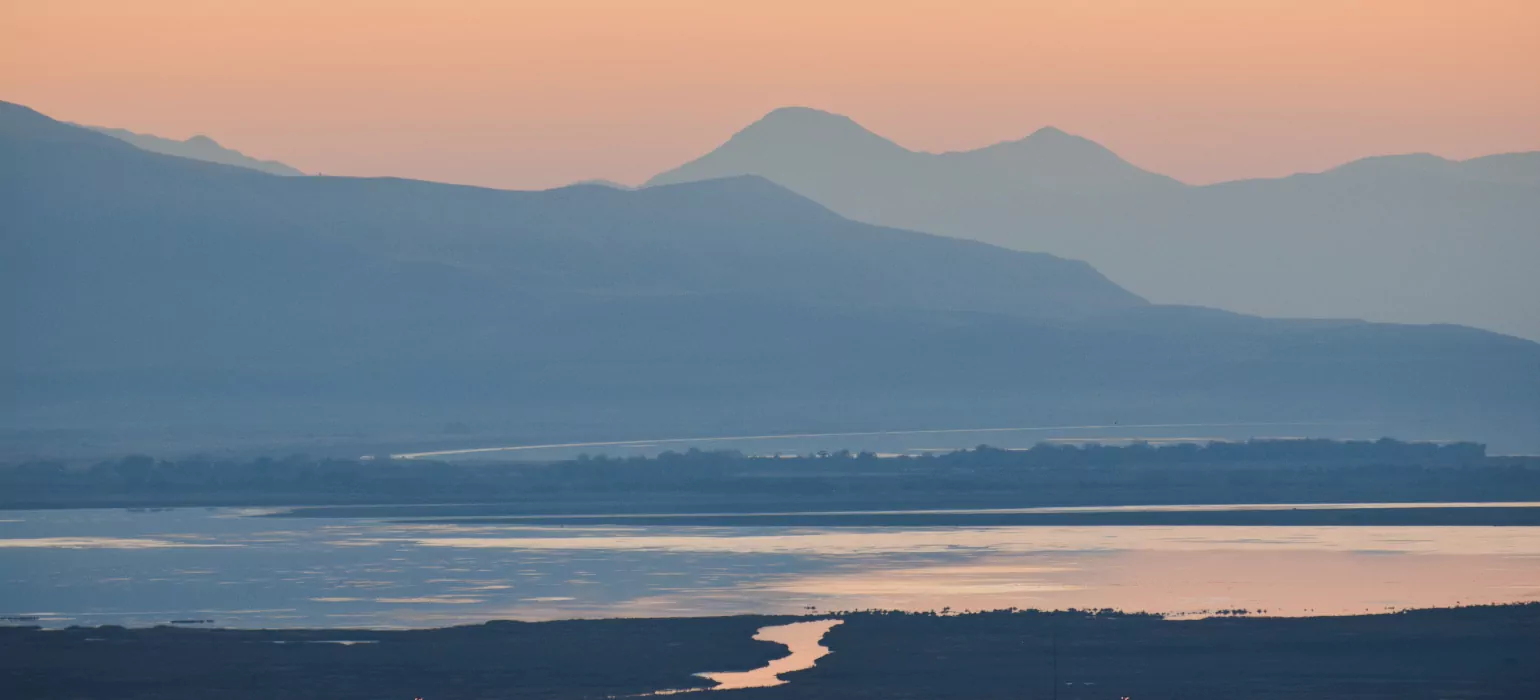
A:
[5, 605, 1538, 699]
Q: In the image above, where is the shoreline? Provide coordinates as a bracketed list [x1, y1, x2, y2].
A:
[9, 499, 1540, 527]
[10, 495, 1540, 519]
[4, 602, 1534, 632]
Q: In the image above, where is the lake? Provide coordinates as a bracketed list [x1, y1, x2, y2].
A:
[3, 504, 1539, 628]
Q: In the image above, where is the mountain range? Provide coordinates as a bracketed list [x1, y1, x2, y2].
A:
[80, 124, 303, 176]
[4, 100, 1538, 451]
[649, 107, 1540, 342]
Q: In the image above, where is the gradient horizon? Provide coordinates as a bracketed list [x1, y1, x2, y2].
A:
[4, 0, 1537, 190]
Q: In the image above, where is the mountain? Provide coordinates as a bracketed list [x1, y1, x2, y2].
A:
[1456, 152, 1540, 188]
[80, 124, 304, 175]
[648, 108, 1540, 342]
[566, 178, 633, 190]
[649, 107, 1181, 228]
[4, 100, 1539, 452]
[1324, 151, 1540, 188]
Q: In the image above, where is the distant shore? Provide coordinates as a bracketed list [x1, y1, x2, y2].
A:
[277, 501, 1540, 527]
[6, 440, 1539, 513]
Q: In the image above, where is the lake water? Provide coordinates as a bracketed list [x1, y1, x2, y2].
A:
[3, 505, 1539, 628]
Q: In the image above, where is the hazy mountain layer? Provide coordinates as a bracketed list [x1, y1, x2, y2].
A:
[5, 101, 1538, 451]
[648, 107, 1540, 341]
[81, 124, 304, 176]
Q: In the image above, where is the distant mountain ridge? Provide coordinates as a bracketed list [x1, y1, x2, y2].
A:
[1314, 150, 1540, 187]
[5, 99, 1539, 452]
[80, 123, 303, 175]
[650, 107, 1181, 198]
[648, 107, 1540, 341]
[566, 178, 633, 190]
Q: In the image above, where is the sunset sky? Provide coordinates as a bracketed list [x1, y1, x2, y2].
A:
[4, 0, 1537, 190]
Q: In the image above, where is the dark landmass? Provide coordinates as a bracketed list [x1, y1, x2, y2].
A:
[4, 605, 1537, 699]
[793, 605, 1540, 700]
[0, 615, 787, 700]
[5, 99, 1540, 454]
[5, 440, 1540, 516]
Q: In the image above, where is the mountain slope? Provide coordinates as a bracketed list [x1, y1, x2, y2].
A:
[5, 104, 1145, 335]
[81, 124, 304, 175]
[3, 98, 1145, 378]
[649, 107, 1183, 244]
[649, 107, 1180, 193]
[5, 100, 1539, 451]
[648, 108, 1540, 341]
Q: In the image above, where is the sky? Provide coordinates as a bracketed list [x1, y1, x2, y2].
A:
[3, 0, 1537, 190]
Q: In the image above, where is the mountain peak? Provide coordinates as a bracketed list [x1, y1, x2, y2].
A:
[729, 106, 905, 153]
[945, 124, 1170, 185]
[1010, 125, 1113, 154]
[1026, 125, 1072, 139]
[758, 105, 854, 124]
[645, 107, 908, 187]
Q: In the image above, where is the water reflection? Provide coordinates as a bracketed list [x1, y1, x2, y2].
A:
[697, 619, 842, 690]
[337, 524, 1540, 556]
[1, 508, 1538, 627]
[0, 536, 234, 549]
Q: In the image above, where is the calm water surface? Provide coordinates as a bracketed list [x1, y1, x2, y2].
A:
[696, 620, 842, 690]
[649, 619, 844, 694]
[3, 506, 1538, 628]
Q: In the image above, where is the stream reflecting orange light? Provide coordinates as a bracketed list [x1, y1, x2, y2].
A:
[3, 1, 1536, 189]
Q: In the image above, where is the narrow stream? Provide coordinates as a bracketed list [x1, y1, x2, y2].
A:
[647, 619, 843, 695]
[698, 619, 843, 690]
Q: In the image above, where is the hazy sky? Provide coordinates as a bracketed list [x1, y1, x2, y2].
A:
[4, 0, 1537, 189]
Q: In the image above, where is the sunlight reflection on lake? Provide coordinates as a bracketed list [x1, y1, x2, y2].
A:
[2, 507, 1538, 627]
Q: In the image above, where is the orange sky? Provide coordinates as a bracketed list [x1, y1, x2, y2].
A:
[3, 0, 1537, 189]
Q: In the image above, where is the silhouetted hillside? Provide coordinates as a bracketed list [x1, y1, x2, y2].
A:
[648, 107, 1540, 341]
[81, 124, 303, 175]
[4, 100, 1539, 451]
[5, 606, 1538, 699]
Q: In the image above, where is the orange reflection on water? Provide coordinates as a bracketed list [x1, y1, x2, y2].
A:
[382, 525, 1540, 620]
[367, 525, 1540, 557]
[751, 549, 1540, 617]
[697, 619, 843, 690]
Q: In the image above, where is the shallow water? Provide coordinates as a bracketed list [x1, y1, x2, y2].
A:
[2, 506, 1538, 627]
